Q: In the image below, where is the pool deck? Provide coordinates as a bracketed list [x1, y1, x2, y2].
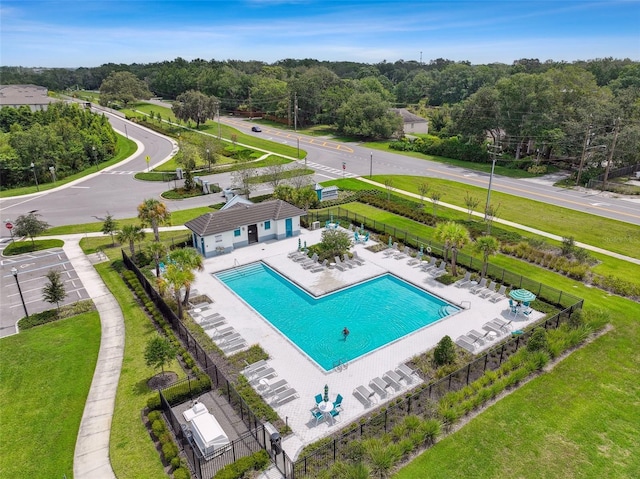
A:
[189, 227, 541, 459]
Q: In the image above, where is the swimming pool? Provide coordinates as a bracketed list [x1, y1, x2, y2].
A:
[215, 263, 459, 371]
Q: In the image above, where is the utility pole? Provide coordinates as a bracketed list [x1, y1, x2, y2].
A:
[294, 93, 298, 132]
[602, 119, 620, 192]
[576, 122, 593, 186]
[216, 101, 221, 140]
[485, 144, 501, 221]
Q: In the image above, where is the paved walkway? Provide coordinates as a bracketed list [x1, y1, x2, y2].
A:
[61, 235, 123, 479]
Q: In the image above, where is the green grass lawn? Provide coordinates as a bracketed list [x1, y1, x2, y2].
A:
[3, 239, 64, 255]
[0, 312, 101, 478]
[96, 261, 186, 479]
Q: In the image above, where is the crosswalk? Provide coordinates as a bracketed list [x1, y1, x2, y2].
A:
[301, 160, 359, 179]
[103, 170, 138, 175]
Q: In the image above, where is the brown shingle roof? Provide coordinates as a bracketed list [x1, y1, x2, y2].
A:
[185, 199, 306, 236]
[390, 108, 427, 124]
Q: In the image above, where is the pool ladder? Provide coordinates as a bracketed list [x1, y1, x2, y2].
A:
[333, 358, 349, 372]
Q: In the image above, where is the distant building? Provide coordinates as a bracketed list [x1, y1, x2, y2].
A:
[0, 84, 58, 111]
[390, 108, 429, 135]
[185, 199, 306, 257]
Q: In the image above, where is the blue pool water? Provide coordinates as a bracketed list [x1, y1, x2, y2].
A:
[215, 263, 459, 370]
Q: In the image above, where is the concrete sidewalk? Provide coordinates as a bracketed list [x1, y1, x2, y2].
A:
[62, 235, 123, 479]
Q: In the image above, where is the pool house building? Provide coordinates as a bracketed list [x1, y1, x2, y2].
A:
[185, 199, 306, 257]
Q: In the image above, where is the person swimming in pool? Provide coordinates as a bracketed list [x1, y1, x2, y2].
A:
[342, 327, 350, 340]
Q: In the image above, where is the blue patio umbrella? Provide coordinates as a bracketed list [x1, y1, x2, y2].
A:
[509, 289, 536, 303]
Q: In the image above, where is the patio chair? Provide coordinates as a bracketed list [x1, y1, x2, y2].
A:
[469, 278, 488, 294]
[343, 254, 357, 268]
[455, 335, 478, 353]
[396, 364, 419, 383]
[333, 394, 344, 411]
[479, 281, 498, 298]
[273, 387, 299, 406]
[354, 231, 360, 243]
[466, 329, 489, 345]
[315, 393, 323, 406]
[369, 377, 390, 398]
[353, 385, 376, 407]
[311, 408, 325, 426]
[454, 271, 472, 288]
[351, 251, 365, 265]
[419, 257, 437, 272]
[430, 262, 447, 277]
[489, 285, 507, 303]
[383, 370, 403, 391]
[329, 408, 341, 422]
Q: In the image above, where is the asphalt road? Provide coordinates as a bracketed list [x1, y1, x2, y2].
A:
[1, 111, 639, 237]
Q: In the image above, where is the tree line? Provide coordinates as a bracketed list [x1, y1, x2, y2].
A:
[0, 102, 117, 189]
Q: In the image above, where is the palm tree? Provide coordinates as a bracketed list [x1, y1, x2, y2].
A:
[159, 263, 194, 319]
[362, 438, 401, 478]
[146, 241, 168, 278]
[436, 221, 470, 277]
[117, 224, 145, 258]
[168, 247, 204, 306]
[473, 235, 500, 278]
[137, 198, 171, 242]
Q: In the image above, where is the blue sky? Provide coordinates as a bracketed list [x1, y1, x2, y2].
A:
[2, 0, 639, 67]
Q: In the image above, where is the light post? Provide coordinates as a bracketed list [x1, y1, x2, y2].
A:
[11, 267, 29, 319]
[484, 145, 501, 221]
[49, 166, 56, 184]
[92, 146, 98, 171]
[297, 138, 300, 160]
[206, 148, 210, 172]
[30, 162, 39, 191]
[369, 152, 373, 178]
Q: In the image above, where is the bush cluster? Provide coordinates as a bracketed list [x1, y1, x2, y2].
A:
[213, 450, 270, 479]
[389, 135, 489, 164]
[146, 410, 182, 471]
[500, 241, 592, 280]
[18, 299, 96, 330]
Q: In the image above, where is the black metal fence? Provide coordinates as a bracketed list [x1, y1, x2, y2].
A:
[306, 208, 581, 309]
[122, 250, 295, 477]
[290, 303, 581, 478]
[587, 163, 640, 191]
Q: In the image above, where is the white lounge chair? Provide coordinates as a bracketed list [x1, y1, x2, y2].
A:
[261, 379, 289, 397]
[342, 254, 357, 268]
[396, 364, 419, 383]
[311, 259, 328, 273]
[248, 367, 277, 383]
[479, 281, 498, 298]
[454, 271, 472, 288]
[216, 332, 242, 344]
[470, 278, 488, 294]
[220, 340, 247, 354]
[481, 321, 505, 336]
[419, 257, 437, 272]
[455, 335, 477, 353]
[272, 387, 299, 406]
[430, 262, 447, 277]
[353, 385, 376, 407]
[383, 370, 403, 391]
[351, 251, 365, 265]
[466, 329, 489, 345]
[242, 360, 268, 375]
[369, 377, 390, 398]
[489, 285, 507, 302]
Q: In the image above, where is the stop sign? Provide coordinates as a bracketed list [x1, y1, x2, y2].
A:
[5, 222, 12, 230]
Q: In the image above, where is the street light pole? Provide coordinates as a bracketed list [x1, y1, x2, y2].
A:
[484, 145, 501, 221]
[369, 152, 373, 178]
[92, 146, 98, 171]
[30, 162, 39, 191]
[206, 148, 210, 172]
[11, 267, 29, 319]
[297, 137, 300, 159]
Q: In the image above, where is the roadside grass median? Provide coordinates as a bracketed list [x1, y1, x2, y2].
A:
[3, 239, 64, 255]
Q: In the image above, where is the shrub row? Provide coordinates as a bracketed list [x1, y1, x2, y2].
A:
[389, 135, 489, 164]
[501, 241, 592, 280]
[147, 410, 190, 477]
[213, 450, 270, 479]
[18, 299, 96, 330]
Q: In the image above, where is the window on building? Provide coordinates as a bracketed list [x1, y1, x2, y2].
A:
[215, 234, 222, 243]
[264, 220, 271, 230]
[234, 229, 241, 237]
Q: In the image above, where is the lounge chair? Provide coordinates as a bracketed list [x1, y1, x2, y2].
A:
[396, 364, 418, 383]
[216, 332, 242, 344]
[353, 385, 376, 407]
[369, 377, 390, 398]
[481, 321, 504, 336]
[419, 257, 437, 272]
[489, 285, 507, 303]
[430, 262, 447, 277]
[466, 329, 489, 345]
[407, 253, 422, 266]
[455, 335, 478, 353]
[272, 387, 299, 406]
[242, 359, 268, 374]
[210, 326, 235, 338]
[394, 247, 408, 260]
[454, 271, 472, 288]
[383, 370, 403, 391]
[220, 340, 247, 354]
[333, 394, 344, 411]
[469, 278, 488, 294]
[200, 317, 226, 329]
[491, 317, 512, 332]
[311, 408, 325, 426]
[479, 281, 498, 298]
[334, 256, 352, 270]
[248, 367, 277, 383]
[351, 251, 365, 265]
[311, 259, 328, 273]
[342, 254, 358, 268]
[262, 379, 289, 397]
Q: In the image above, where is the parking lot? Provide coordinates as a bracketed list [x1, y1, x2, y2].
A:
[0, 246, 90, 337]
